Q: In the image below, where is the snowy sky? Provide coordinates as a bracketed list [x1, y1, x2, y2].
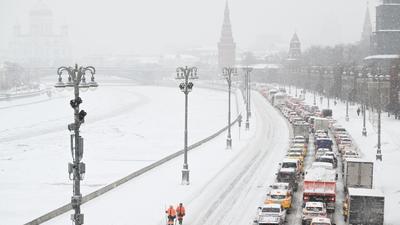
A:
[0, 0, 377, 55]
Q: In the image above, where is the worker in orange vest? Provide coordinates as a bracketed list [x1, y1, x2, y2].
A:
[176, 203, 186, 225]
[165, 205, 176, 225]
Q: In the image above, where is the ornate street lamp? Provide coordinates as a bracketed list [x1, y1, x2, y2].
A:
[222, 67, 237, 148]
[360, 72, 368, 136]
[374, 74, 390, 161]
[242, 67, 253, 129]
[176, 66, 198, 185]
[55, 64, 98, 225]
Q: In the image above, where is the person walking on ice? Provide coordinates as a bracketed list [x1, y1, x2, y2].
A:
[165, 205, 176, 225]
[176, 203, 186, 225]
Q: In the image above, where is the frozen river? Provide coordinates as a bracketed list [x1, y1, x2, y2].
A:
[0, 82, 238, 225]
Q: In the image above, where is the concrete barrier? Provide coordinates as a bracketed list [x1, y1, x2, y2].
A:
[25, 115, 241, 225]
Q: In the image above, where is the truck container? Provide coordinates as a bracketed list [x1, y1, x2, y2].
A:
[343, 159, 373, 191]
[313, 118, 330, 132]
[293, 122, 310, 142]
[304, 167, 336, 212]
[345, 188, 384, 225]
[273, 93, 287, 107]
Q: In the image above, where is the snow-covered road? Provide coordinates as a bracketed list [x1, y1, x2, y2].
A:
[188, 91, 289, 225]
[44, 91, 290, 225]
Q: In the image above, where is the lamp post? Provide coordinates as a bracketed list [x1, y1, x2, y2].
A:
[313, 92, 316, 105]
[327, 97, 330, 109]
[243, 67, 253, 129]
[176, 66, 198, 185]
[248, 68, 252, 118]
[345, 97, 350, 121]
[223, 67, 237, 148]
[374, 74, 389, 161]
[345, 70, 349, 121]
[361, 72, 368, 136]
[55, 64, 98, 225]
[376, 74, 382, 161]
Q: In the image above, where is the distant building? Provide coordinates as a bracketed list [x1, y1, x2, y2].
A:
[365, 0, 400, 114]
[371, 0, 400, 55]
[288, 33, 301, 60]
[217, 1, 236, 71]
[286, 33, 302, 71]
[8, 1, 71, 67]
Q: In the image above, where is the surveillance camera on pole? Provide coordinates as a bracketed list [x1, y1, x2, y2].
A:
[55, 64, 98, 225]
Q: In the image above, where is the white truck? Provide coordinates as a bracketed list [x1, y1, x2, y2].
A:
[273, 93, 287, 107]
[344, 188, 384, 225]
[343, 159, 373, 191]
[293, 121, 310, 142]
[313, 117, 330, 132]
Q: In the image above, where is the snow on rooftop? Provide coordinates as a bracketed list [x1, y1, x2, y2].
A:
[364, 54, 400, 60]
[282, 158, 299, 163]
[348, 188, 384, 197]
[344, 158, 373, 163]
[305, 201, 324, 207]
[270, 189, 288, 195]
[279, 167, 296, 173]
[377, 30, 400, 32]
[305, 167, 336, 181]
[236, 64, 281, 69]
[262, 203, 281, 208]
[274, 93, 287, 97]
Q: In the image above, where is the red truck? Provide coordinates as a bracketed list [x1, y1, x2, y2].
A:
[303, 166, 336, 212]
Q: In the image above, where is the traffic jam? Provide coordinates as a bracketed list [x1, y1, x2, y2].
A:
[252, 85, 385, 225]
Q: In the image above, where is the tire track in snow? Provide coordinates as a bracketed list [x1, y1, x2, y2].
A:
[188, 91, 289, 225]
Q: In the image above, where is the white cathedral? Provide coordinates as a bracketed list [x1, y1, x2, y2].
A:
[8, 1, 72, 67]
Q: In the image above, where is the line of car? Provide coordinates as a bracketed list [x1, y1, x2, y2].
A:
[258, 85, 386, 225]
[254, 87, 335, 225]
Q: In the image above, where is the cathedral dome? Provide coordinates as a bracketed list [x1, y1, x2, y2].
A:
[29, 0, 52, 17]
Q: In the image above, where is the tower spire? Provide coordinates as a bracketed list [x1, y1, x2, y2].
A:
[361, 2, 372, 42]
[224, 1, 230, 24]
[288, 32, 301, 60]
[218, 1, 236, 71]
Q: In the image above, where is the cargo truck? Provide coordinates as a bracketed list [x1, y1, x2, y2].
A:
[293, 121, 310, 142]
[303, 167, 337, 212]
[344, 188, 384, 225]
[313, 118, 330, 132]
[273, 93, 287, 107]
[343, 159, 373, 191]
